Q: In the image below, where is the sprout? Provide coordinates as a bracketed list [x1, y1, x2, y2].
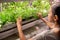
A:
[0, 25, 2, 28]
[41, 1, 45, 3]
[43, 9, 47, 13]
[0, 21, 2, 23]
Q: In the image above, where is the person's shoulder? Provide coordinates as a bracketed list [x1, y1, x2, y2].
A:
[50, 27, 59, 34]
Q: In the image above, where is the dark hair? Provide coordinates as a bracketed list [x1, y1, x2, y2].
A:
[52, 3, 60, 24]
[52, 2, 60, 40]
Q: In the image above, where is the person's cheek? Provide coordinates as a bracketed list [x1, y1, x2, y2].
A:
[48, 13, 54, 22]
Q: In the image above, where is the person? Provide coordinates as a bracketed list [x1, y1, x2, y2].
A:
[16, 12, 60, 40]
[16, 1, 60, 40]
[48, 0, 60, 22]
[16, 17, 26, 40]
[17, 14, 60, 40]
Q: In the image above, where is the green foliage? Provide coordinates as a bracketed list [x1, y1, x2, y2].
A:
[32, 0, 50, 17]
[0, 0, 50, 28]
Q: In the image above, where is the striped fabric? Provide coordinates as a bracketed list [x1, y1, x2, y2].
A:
[32, 29, 57, 40]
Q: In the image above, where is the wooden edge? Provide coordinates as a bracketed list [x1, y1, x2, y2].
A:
[0, 28, 17, 39]
[0, 18, 36, 32]
[22, 20, 40, 30]
[0, 19, 41, 39]
[0, 17, 47, 32]
[22, 18, 36, 25]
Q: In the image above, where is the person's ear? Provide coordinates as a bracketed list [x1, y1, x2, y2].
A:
[54, 15, 58, 21]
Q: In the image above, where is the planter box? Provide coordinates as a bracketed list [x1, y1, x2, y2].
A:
[0, 17, 47, 39]
[0, 28, 17, 40]
[0, 18, 36, 32]
[0, 18, 38, 39]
